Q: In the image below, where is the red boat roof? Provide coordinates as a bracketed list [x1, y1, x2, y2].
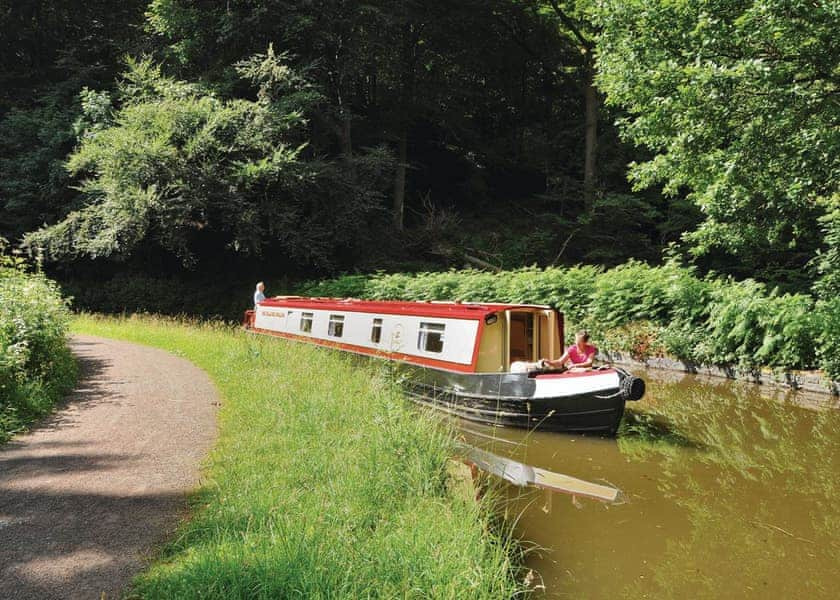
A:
[259, 296, 550, 319]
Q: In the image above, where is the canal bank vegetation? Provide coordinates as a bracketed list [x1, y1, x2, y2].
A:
[0, 242, 76, 443]
[72, 314, 524, 598]
[299, 261, 840, 383]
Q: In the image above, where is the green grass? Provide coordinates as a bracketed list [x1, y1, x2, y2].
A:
[72, 314, 523, 599]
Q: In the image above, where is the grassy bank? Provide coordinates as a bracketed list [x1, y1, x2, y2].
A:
[1, 251, 76, 443]
[299, 262, 840, 381]
[72, 314, 522, 598]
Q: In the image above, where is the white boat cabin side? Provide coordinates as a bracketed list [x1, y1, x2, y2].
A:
[248, 298, 564, 374]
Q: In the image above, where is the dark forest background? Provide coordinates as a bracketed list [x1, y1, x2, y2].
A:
[1, 1, 837, 317]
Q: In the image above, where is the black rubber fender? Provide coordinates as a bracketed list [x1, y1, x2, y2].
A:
[621, 375, 646, 401]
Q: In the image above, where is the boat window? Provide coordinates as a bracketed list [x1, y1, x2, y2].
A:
[417, 322, 445, 353]
[371, 318, 383, 344]
[299, 312, 314, 333]
[328, 314, 345, 338]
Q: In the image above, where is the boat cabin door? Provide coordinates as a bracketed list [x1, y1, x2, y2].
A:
[537, 310, 559, 361]
[507, 311, 536, 366]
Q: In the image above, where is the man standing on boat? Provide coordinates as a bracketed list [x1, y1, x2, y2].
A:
[254, 281, 266, 307]
[541, 330, 597, 370]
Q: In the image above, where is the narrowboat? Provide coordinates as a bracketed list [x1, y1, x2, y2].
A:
[243, 297, 645, 435]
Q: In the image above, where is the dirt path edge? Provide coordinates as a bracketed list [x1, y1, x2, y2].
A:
[0, 334, 218, 600]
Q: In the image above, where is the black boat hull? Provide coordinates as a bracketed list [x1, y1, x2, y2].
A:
[399, 365, 641, 435]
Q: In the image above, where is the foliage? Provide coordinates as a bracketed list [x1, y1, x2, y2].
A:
[0, 85, 78, 240]
[814, 194, 840, 298]
[25, 52, 391, 269]
[72, 314, 523, 598]
[2, 0, 836, 296]
[0, 0, 147, 242]
[599, 320, 666, 361]
[594, 0, 839, 279]
[816, 298, 840, 382]
[300, 260, 837, 379]
[0, 240, 76, 442]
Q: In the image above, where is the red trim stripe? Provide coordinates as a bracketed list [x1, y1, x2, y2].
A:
[259, 297, 549, 320]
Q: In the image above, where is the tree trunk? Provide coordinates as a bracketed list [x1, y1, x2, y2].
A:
[340, 112, 352, 160]
[393, 129, 407, 230]
[340, 111, 356, 178]
[583, 65, 598, 210]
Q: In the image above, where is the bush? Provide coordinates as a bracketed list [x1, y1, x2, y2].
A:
[599, 321, 667, 361]
[816, 298, 840, 381]
[588, 260, 673, 328]
[0, 246, 76, 442]
[298, 273, 372, 299]
[298, 260, 835, 378]
[755, 293, 821, 372]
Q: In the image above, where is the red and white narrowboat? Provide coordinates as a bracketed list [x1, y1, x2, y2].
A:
[243, 297, 645, 435]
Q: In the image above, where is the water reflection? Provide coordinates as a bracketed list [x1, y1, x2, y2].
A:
[458, 370, 840, 599]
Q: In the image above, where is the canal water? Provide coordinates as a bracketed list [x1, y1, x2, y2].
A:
[460, 368, 840, 599]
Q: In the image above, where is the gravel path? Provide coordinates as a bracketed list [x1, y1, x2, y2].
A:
[0, 335, 218, 599]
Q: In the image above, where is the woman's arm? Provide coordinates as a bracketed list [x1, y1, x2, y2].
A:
[543, 350, 570, 369]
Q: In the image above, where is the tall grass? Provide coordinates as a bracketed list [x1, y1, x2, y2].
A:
[72, 314, 523, 599]
[1, 247, 76, 442]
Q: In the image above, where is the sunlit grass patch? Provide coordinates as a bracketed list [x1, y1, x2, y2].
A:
[72, 314, 522, 599]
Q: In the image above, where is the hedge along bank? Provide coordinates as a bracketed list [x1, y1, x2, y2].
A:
[0, 244, 76, 442]
[298, 261, 840, 391]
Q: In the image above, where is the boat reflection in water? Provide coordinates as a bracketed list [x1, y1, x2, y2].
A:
[456, 443, 624, 504]
[457, 369, 840, 599]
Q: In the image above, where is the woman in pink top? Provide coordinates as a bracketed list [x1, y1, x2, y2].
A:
[540, 330, 597, 370]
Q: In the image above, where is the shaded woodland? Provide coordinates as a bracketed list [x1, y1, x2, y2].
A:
[1, 1, 837, 308]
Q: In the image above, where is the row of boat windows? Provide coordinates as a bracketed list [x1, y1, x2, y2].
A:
[297, 312, 445, 353]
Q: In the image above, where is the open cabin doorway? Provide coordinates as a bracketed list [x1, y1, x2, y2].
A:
[504, 309, 562, 371]
[508, 312, 535, 363]
[475, 308, 564, 372]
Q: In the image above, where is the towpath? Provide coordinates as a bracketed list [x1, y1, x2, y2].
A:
[0, 335, 218, 599]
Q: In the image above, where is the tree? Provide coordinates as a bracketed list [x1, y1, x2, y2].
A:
[146, 0, 416, 227]
[6, 0, 699, 277]
[25, 51, 390, 269]
[143, 0, 609, 231]
[595, 0, 839, 286]
[0, 83, 78, 240]
[0, 0, 147, 243]
[543, 0, 600, 208]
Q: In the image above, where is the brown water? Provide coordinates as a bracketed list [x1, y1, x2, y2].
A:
[460, 369, 840, 599]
